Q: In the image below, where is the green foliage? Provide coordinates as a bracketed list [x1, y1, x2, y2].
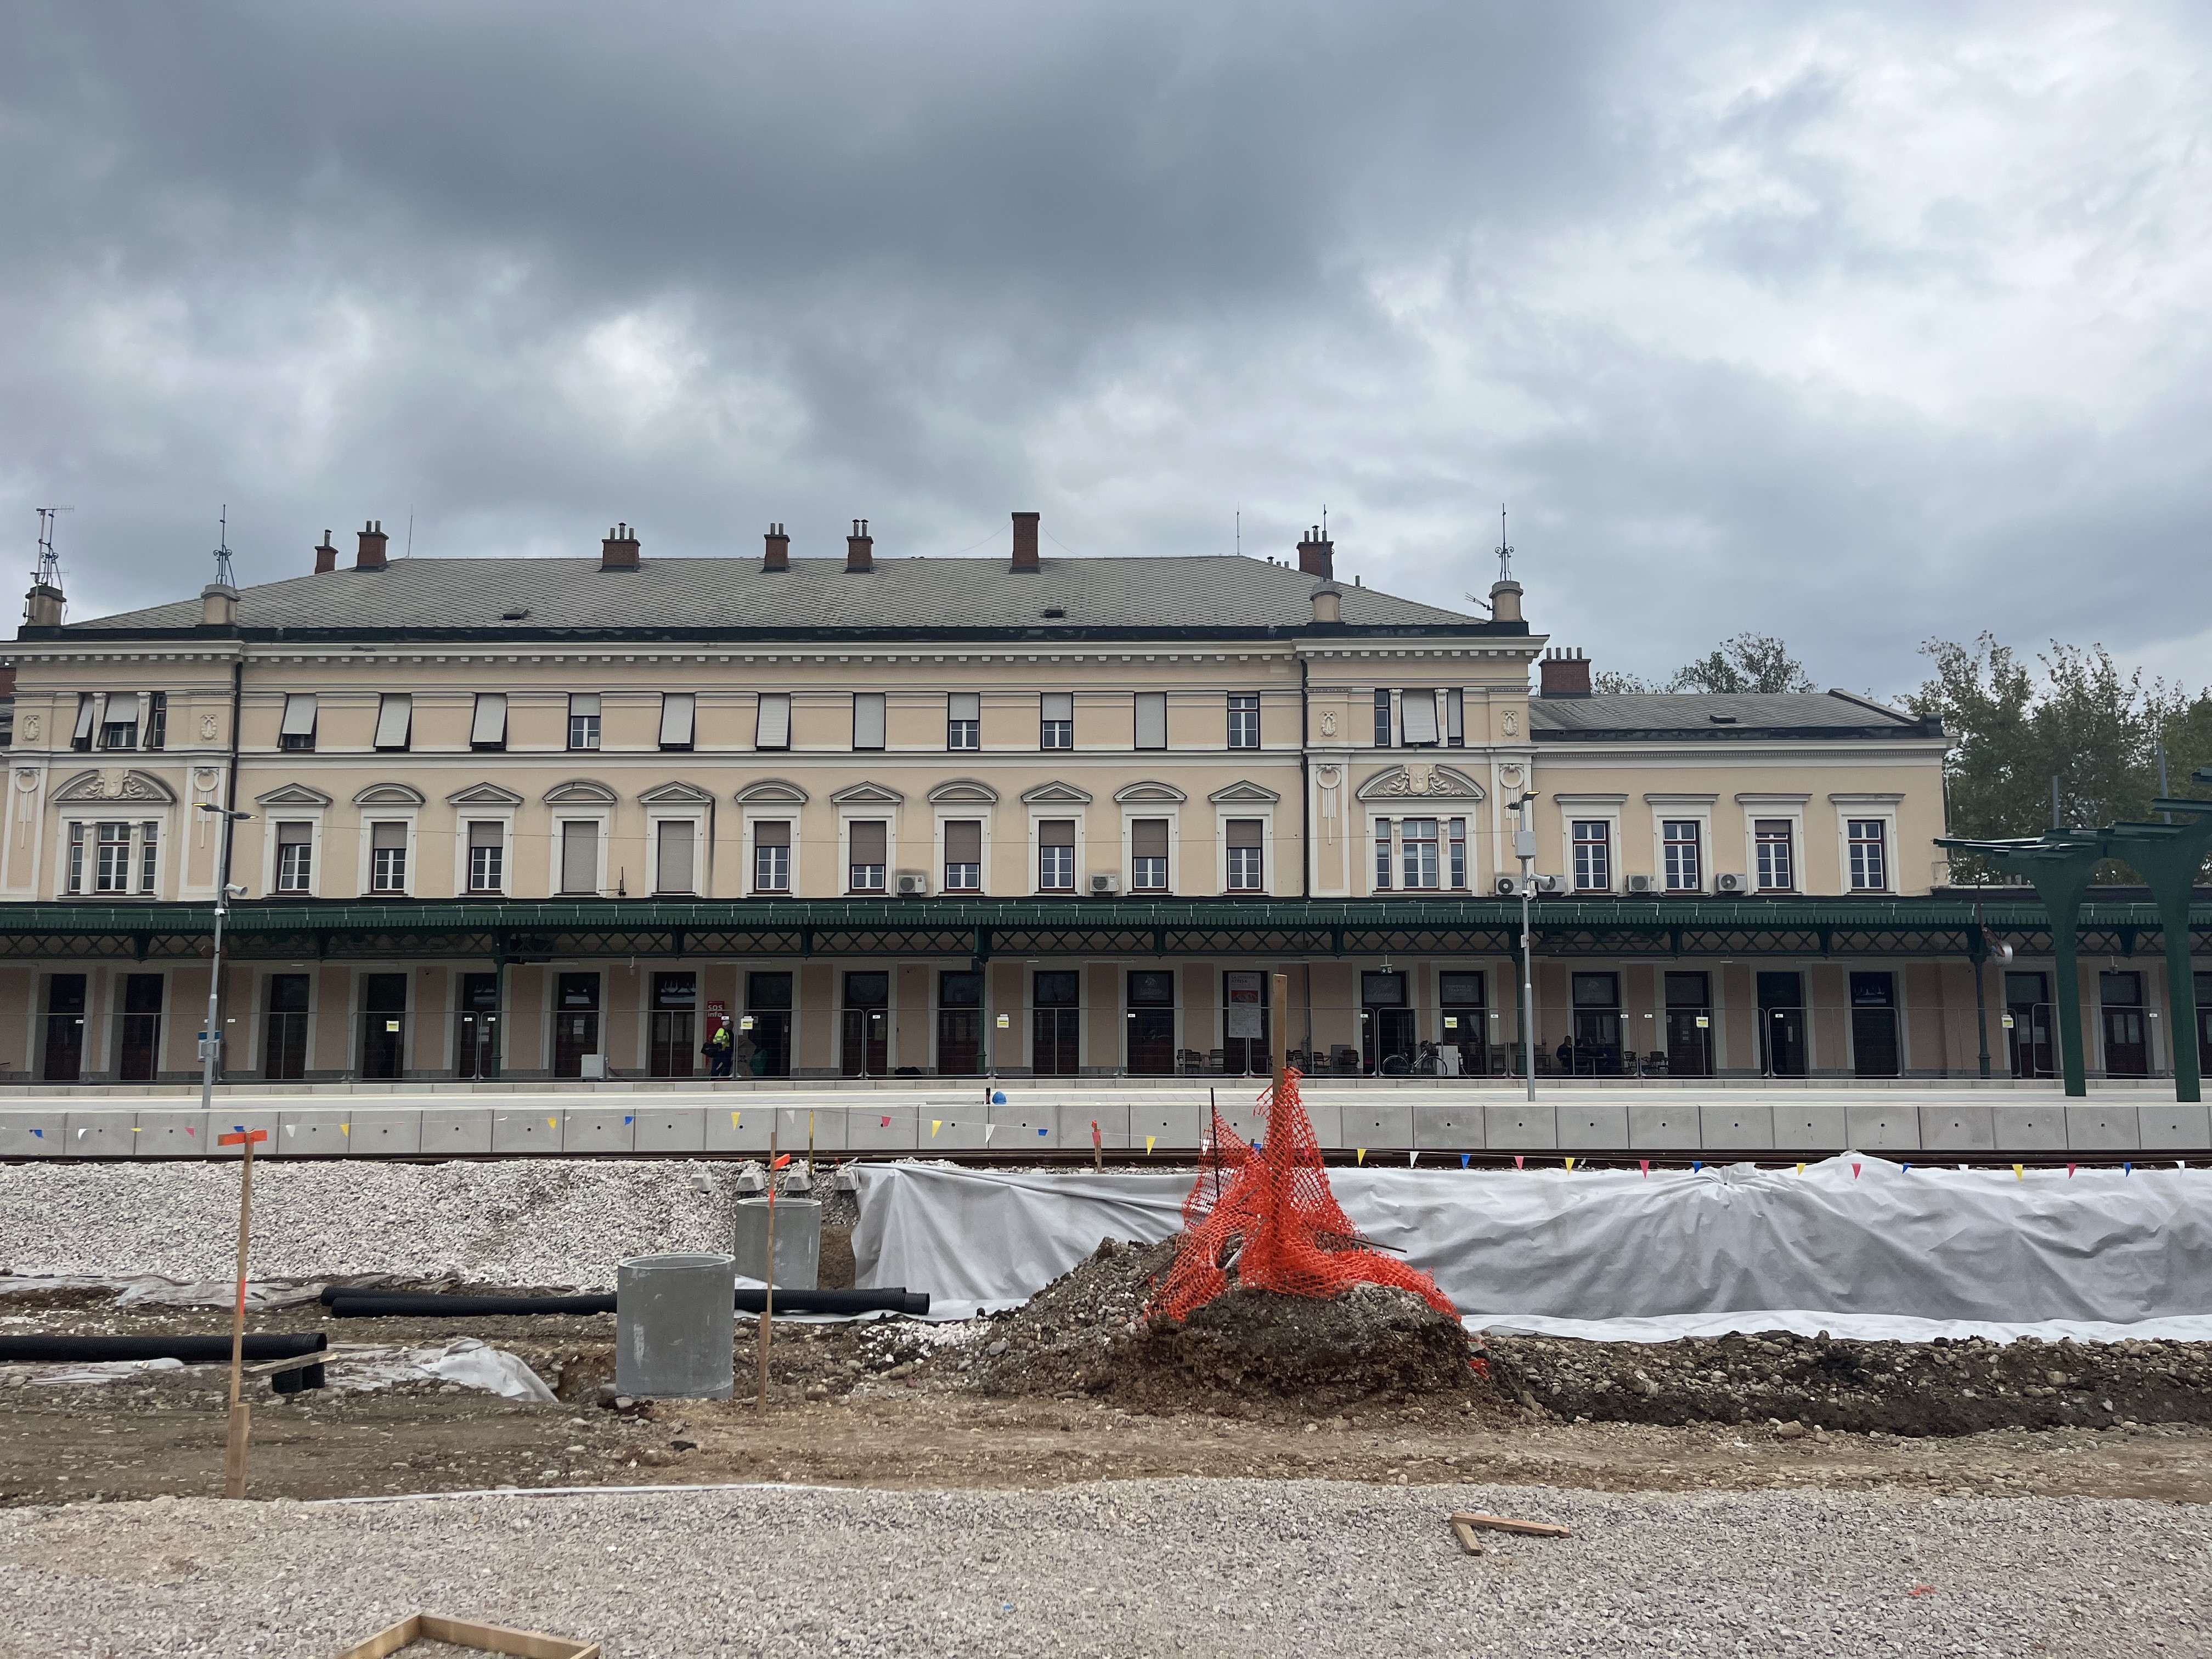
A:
[1592, 633, 1815, 696]
[1905, 634, 2212, 882]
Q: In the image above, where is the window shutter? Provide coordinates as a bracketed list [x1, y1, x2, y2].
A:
[1226, 819, 1263, 849]
[753, 820, 790, 848]
[1134, 692, 1167, 750]
[374, 694, 413, 750]
[570, 692, 601, 718]
[1042, 693, 1073, 722]
[949, 692, 980, 721]
[853, 692, 886, 750]
[468, 821, 502, 848]
[944, 819, 982, 862]
[657, 820, 695, 892]
[561, 821, 599, 893]
[276, 821, 312, 848]
[370, 821, 407, 851]
[280, 693, 318, 738]
[1040, 818, 1075, 848]
[1445, 688, 1464, 744]
[72, 694, 97, 744]
[755, 692, 791, 749]
[849, 821, 888, 865]
[659, 692, 696, 748]
[133, 692, 152, 744]
[1400, 690, 1440, 745]
[469, 692, 507, 747]
[1132, 818, 1169, 859]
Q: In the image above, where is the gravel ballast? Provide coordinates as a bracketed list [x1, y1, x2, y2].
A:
[6, 1480, 2207, 1658]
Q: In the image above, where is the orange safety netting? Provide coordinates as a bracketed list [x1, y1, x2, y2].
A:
[1148, 1068, 1460, 1323]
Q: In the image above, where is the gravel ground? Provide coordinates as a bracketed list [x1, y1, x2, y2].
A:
[2, 1480, 2205, 1658]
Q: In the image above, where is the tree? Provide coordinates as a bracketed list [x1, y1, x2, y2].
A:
[1667, 633, 1815, 694]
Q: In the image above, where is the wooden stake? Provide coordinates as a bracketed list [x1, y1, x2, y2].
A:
[218, 1125, 267, 1499]
[755, 1130, 776, 1421]
[1270, 972, 1290, 1133]
[1447, 1510, 1573, 1539]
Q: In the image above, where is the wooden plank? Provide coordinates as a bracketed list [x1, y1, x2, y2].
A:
[1447, 1510, 1572, 1539]
[1450, 1520, 1485, 1556]
[331, 1613, 421, 1659]
[421, 1612, 601, 1659]
[243, 1350, 326, 1378]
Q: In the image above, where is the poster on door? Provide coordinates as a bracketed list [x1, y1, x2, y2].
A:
[1225, 972, 1264, 1038]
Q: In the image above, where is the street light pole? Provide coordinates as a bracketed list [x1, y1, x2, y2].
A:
[198, 805, 251, 1113]
[1516, 791, 1538, 1104]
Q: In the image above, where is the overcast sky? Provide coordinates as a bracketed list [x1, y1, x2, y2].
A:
[4, 2, 2207, 697]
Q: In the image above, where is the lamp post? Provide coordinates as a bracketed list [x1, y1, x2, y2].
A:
[1515, 791, 1538, 1103]
[198, 804, 252, 1113]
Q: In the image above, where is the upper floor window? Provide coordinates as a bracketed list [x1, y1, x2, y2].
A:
[1663, 820, 1702, 891]
[67, 820, 159, 895]
[1848, 819, 1888, 890]
[466, 821, 504, 894]
[752, 821, 791, 892]
[1131, 817, 1169, 891]
[1444, 688, 1464, 748]
[851, 692, 885, 752]
[1401, 818, 1440, 888]
[470, 693, 507, 752]
[559, 820, 599, 895]
[1372, 689, 1392, 747]
[1037, 819, 1076, 891]
[943, 819, 982, 891]
[848, 820, 888, 892]
[1040, 693, 1073, 750]
[70, 693, 96, 752]
[1401, 690, 1441, 747]
[369, 821, 408, 893]
[1374, 819, 1392, 890]
[659, 693, 696, 752]
[279, 693, 317, 752]
[1226, 819, 1264, 892]
[1448, 817, 1466, 888]
[100, 703, 138, 750]
[947, 693, 980, 751]
[755, 692, 792, 752]
[1573, 821, 1611, 891]
[568, 693, 601, 751]
[1755, 820, 1795, 891]
[655, 819, 696, 894]
[1135, 692, 1167, 751]
[1227, 693, 1260, 749]
[375, 693, 413, 753]
[275, 821, 314, 893]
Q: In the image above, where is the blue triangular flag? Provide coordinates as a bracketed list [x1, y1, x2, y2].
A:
[1460, 1153, 1471, 1169]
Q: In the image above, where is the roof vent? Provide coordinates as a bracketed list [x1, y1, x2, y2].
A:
[1707, 712, 1739, 725]
[1041, 607, 1065, 619]
[500, 607, 531, 622]
[1538, 647, 1592, 699]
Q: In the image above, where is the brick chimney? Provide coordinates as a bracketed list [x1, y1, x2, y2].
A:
[313, 531, 338, 573]
[356, 520, 388, 570]
[846, 519, 873, 572]
[1539, 647, 1591, 698]
[1011, 511, 1040, 571]
[601, 522, 640, 569]
[763, 522, 789, 572]
[1296, 527, 1334, 578]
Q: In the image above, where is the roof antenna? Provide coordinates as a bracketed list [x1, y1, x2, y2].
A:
[1235, 506, 1240, 558]
[1321, 503, 1328, 541]
[211, 504, 237, 588]
[1494, 504, 1514, 583]
[405, 510, 414, 561]
[32, 505, 71, 588]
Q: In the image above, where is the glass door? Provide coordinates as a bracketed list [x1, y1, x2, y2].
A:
[936, 972, 983, 1076]
[118, 973, 163, 1082]
[554, 972, 601, 1078]
[1758, 970, 1805, 1077]
[456, 972, 499, 1079]
[1570, 972, 1621, 1075]
[1849, 971, 1900, 1077]
[1126, 970, 1176, 1075]
[1663, 971, 1712, 1077]
[361, 972, 408, 1079]
[2100, 972, 2148, 1076]
[2005, 972, 2052, 1077]
[1437, 970, 1485, 1076]
[1361, 970, 1413, 1074]
[262, 973, 309, 1080]
[743, 972, 792, 1077]
[841, 972, 889, 1076]
[1222, 970, 1269, 1075]
[650, 971, 696, 1077]
[1032, 971, 1080, 1076]
[42, 974, 86, 1082]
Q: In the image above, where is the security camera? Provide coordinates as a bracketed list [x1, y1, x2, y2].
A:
[224, 883, 249, 896]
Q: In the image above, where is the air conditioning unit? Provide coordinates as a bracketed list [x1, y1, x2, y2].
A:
[1626, 873, 1657, 895]
[1533, 873, 1566, 894]
[1714, 871, 1749, 894]
[1494, 874, 1526, 897]
[895, 872, 930, 897]
[1088, 873, 1121, 896]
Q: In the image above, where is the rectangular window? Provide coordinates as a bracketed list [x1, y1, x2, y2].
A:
[656, 819, 695, 893]
[1226, 693, 1260, 749]
[848, 820, 888, 891]
[1372, 689, 1392, 747]
[470, 692, 507, 751]
[94, 821, 131, 893]
[752, 821, 791, 892]
[374, 693, 413, 752]
[1573, 821, 1611, 891]
[138, 821, 158, 893]
[659, 692, 696, 752]
[1402, 817, 1439, 888]
[1226, 818, 1263, 892]
[947, 692, 980, 751]
[1037, 818, 1075, 891]
[279, 693, 318, 752]
[144, 692, 168, 751]
[276, 821, 314, 893]
[100, 698, 138, 749]
[567, 693, 601, 751]
[71, 693, 96, 752]
[1756, 820, 1795, 890]
[852, 692, 885, 751]
[66, 821, 84, 891]
[466, 821, 504, 893]
[943, 819, 982, 891]
[1131, 817, 1169, 891]
[754, 692, 791, 751]
[1444, 689, 1464, 748]
[370, 821, 408, 893]
[560, 820, 599, 895]
[1040, 692, 1073, 750]
[1135, 691, 1167, 751]
[1663, 820, 1702, 891]
[1374, 819, 1392, 889]
[1448, 817, 1466, 889]
[1400, 690, 1440, 746]
[1848, 819, 1888, 890]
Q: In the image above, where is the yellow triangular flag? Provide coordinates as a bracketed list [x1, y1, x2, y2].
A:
[340, 1123, 349, 1135]
[731, 1111, 741, 1127]
[1565, 1156, 1576, 1171]
[2013, 1163, 2025, 1180]
[1796, 1163, 1805, 1175]
[131, 1126, 140, 1132]
[546, 1117, 557, 1130]
[932, 1120, 942, 1136]
[1145, 1135, 1156, 1154]
[1356, 1148, 1367, 1164]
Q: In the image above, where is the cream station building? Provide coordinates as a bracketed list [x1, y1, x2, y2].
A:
[10, 510, 2151, 1090]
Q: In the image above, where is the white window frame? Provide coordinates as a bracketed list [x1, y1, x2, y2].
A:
[1026, 806, 1086, 895]
[374, 694, 413, 753]
[1214, 809, 1273, 895]
[470, 692, 508, 752]
[934, 810, 991, 895]
[453, 814, 517, 897]
[659, 693, 697, 752]
[839, 811, 896, 895]
[1830, 796, 1904, 896]
[359, 814, 419, 896]
[744, 813, 797, 895]
[646, 806, 709, 896]
[946, 692, 980, 752]
[1571, 819, 1612, 893]
[1122, 807, 1178, 894]
[1644, 796, 1717, 895]
[279, 692, 318, 751]
[1134, 691, 1167, 752]
[1040, 692, 1074, 751]
[754, 692, 792, 752]
[1226, 693, 1260, 750]
[550, 812, 608, 898]
[568, 693, 603, 752]
[851, 692, 886, 752]
[1736, 796, 1810, 894]
[1400, 689, 1441, 747]
[263, 812, 326, 899]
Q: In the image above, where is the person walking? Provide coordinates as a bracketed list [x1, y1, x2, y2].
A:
[703, 1021, 733, 1078]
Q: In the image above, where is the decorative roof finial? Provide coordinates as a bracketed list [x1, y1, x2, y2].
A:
[1495, 504, 1513, 584]
[211, 504, 236, 589]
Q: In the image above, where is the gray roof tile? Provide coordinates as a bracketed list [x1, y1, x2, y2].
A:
[1531, 691, 1937, 738]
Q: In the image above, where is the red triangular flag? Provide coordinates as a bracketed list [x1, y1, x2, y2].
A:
[771, 1153, 792, 1169]
[880, 1116, 891, 1128]
[1638, 1159, 1650, 1177]
[1852, 1163, 1861, 1178]
[2067, 1162, 2076, 1178]
[1513, 1155, 1524, 1171]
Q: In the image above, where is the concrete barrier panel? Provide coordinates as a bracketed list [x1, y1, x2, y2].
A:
[348, 1110, 424, 1156]
[1484, 1105, 1559, 1150]
[564, 1109, 639, 1154]
[1920, 1106, 1995, 1153]
[204, 1109, 283, 1158]
[276, 1110, 353, 1156]
[0, 1111, 65, 1156]
[1699, 1104, 1775, 1149]
[1412, 1104, 1485, 1149]
[420, 1109, 493, 1156]
[703, 1105, 770, 1153]
[920, 1110, 990, 1150]
[1845, 1107, 1921, 1150]
[774, 1106, 849, 1154]
[1342, 1104, 1413, 1152]
[1990, 1107, 2067, 1152]
[2066, 1106, 2138, 1150]
[1558, 1104, 1628, 1149]
[131, 1111, 211, 1158]
[1302, 1102, 1346, 1149]
[1127, 1103, 1203, 1151]
[2137, 1105, 2210, 1150]
[1771, 1106, 1848, 1150]
[1055, 1104, 1130, 1150]
[634, 1107, 706, 1154]
[60, 1113, 132, 1157]
[1627, 1104, 1700, 1150]
[492, 1109, 565, 1155]
[850, 1107, 921, 1152]
[991, 1104, 1059, 1150]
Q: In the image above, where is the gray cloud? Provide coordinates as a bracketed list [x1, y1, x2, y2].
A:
[3, 0, 2207, 700]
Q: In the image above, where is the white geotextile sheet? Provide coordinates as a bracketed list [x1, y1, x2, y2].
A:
[849, 1154, 2212, 1341]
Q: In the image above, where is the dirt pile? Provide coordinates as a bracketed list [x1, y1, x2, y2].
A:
[971, 1237, 1496, 1415]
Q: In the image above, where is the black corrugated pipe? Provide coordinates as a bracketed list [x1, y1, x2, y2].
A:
[323, 1287, 931, 1317]
[0, 1333, 324, 1362]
